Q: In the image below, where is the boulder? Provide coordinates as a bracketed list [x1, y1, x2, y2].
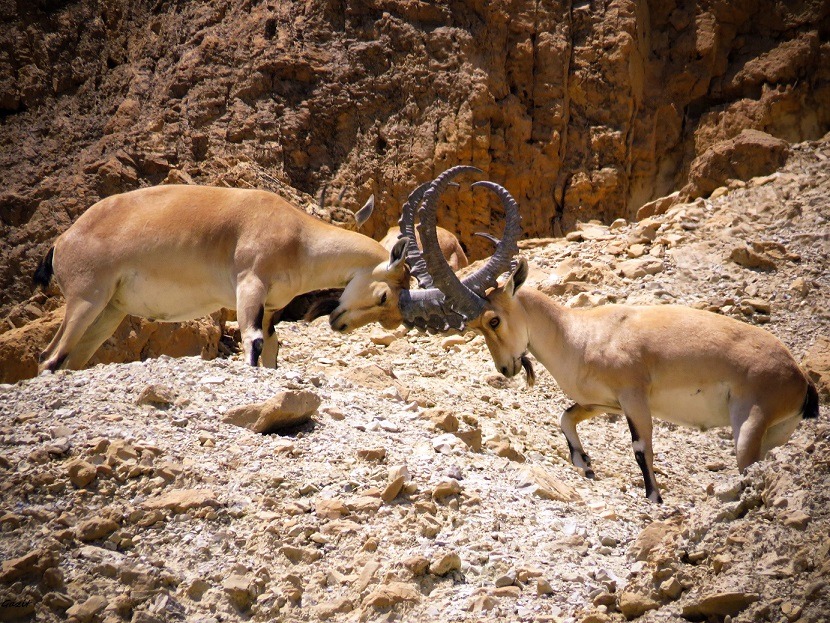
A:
[141, 488, 219, 513]
[681, 591, 759, 618]
[222, 390, 321, 433]
[684, 130, 790, 199]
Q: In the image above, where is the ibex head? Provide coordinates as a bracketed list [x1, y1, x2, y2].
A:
[467, 257, 535, 385]
[328, 166, 523, 335]
[328, 237, 410, 331]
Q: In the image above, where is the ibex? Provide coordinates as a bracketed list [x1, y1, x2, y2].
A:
[33, 184, 411, 372]
[33, 167, 515, 373]
[468, 258, 819, 503]
[379, 177, 819, 503]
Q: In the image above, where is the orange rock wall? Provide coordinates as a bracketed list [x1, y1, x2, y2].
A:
[1, 0, 828, 315]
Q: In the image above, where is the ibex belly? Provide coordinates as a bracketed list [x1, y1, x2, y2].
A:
[112, 270, 233, 322]
[648, 382, 732, 430]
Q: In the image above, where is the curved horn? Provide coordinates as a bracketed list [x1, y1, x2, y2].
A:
[460, 181, 522, 296]
[473, 231, 500, 246]
[415, 166, 485, 320]
[398, 166, 484, 331]
[397, 180, 463, 287]
[397, 181, 434, 287]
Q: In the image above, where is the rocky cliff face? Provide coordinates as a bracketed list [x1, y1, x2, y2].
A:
[1, 0, 829, 316]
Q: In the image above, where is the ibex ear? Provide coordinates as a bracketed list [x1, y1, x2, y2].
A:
[388, 237, 409, 272]
[354, 194, 374, 229]
[505, 257, 528, 297]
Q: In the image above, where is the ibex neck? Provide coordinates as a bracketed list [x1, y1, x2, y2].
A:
[517, 288, 573, 373]
[303, 228, 387, 290]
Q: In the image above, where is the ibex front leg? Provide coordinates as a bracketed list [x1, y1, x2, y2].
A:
[236, 274, 268, 367]
[619, 390, 662, 503]
[560, 403, 601, 479]
[260, 310, 280, 369]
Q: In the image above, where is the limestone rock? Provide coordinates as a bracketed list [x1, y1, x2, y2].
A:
[0, 548, 58, 583]
[357, 447, 387, 461]
[637, 191, 681, 219]
[616, 257, 665, 279]
[432, 479, 462, 500]
[66, 459, 97, 488]
[362, 582, 420, 609]
[618, 591, 660, 619]
[685, 130, 790, 199]
[141, 488, 219, 513]
[316, 597, 354, 619]
[223, 574, 255, 610]
[630, 519, 681, 561]
[316, 498, 349, 519]
[222, 390, 321, 433]
[429, 552, 461, 576]
[136, 384, 177, 408]
[517, 465, 581, 502]
[681, 591, 760, 618]
[0, 307, 221, 384]
[65, 595, 108, 622]
[423, 408, 459, 432]
[403, 556, 430, 576]
[75, 517, 120, 542]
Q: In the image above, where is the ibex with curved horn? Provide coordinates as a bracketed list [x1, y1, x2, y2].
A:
[472, 261, 818, 503]
[384, 176, 819, 503]
[33, 184, 410, 372]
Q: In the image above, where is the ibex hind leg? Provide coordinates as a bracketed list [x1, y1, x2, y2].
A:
[759, 413, 802, 461]
[730, 400, 767, 472]
[63, 304, 125, 370]
[39, 298, 113, 372]
[560, 403, 600, 479]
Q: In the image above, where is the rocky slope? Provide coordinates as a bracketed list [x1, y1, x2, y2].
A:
[2, 0, 829, 315]
[0, 137, 828, 622]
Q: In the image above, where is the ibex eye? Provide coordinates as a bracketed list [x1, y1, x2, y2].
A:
[489, 317, 500, 329]
[380, 293, 387, 305]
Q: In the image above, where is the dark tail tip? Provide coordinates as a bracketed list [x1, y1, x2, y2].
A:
[802, 379, 819, 419]
[33, 247, 55, 289]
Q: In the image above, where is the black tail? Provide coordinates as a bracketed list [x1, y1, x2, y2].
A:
[33, 247, 55, 289]
[802, 379, 819, 419]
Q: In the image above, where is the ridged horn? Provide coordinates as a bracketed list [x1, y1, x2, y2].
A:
[460, 181, 522, 296]
[353, 194, 374, 229]
[397, 166, 484, 332]
[397, 181, 434, 288]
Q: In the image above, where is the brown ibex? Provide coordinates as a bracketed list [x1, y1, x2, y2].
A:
[33, 184, 410, 372]
[376, 176, 819, 503]
[469, 259, 819, 502]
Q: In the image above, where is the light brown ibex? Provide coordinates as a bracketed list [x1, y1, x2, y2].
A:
[34, 184, 410, 372]
[33, 167, 517, 373]
[382, 178, 819, 503]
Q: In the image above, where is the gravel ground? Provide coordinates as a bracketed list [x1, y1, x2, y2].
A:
[1, 138, 828, 623]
